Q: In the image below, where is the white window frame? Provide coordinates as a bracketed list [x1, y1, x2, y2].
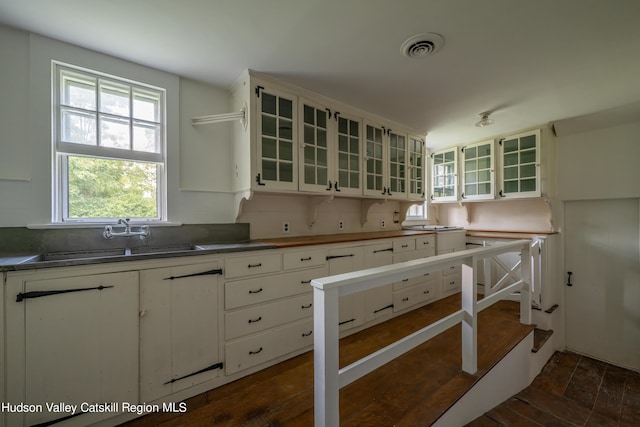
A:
[52, 61, 167, 223]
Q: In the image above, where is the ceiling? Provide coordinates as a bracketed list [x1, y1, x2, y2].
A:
[1, 0, 640, 148]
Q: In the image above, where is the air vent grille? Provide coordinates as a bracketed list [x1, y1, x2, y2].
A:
[401, 33, 444, 58]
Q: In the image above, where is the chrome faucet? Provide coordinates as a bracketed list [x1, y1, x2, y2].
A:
[103, 218, 151, 240]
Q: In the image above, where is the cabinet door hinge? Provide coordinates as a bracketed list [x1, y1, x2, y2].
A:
[163, 362, 224, 385]
[325, 108, 332, 119]
[255, 85, 264, 97]
[256, 173, 266, 186]
[16, 285, 113, 302]
[334, 111, 341, 121]
[498, 138, 505, 146]
[163, 268, 223, 280]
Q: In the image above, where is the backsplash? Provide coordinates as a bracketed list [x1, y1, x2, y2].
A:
[0, 223, 250, 256]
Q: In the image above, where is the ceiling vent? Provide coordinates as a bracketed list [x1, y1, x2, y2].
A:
[401, 33, 444, 58]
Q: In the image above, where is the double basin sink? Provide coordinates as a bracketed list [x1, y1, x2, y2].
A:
[25, 244, 202, 263]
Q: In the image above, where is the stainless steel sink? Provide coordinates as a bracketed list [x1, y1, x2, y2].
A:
[32, 249, 128, 262]
[129, 244, 197, 255]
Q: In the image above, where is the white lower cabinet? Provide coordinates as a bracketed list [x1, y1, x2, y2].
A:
[326, 246, 366, 332]
[6, 270, 139, 427]
[437, 231, 467, 297]
[139, 261, 223, 403]
[363, 241, 395, 322]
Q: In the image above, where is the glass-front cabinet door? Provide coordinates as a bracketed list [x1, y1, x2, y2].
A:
[298, 99, 331, 192]
[431, 147, 458, 202]
[461, 140, 494, 200]
[334, 112, 362, 196]
[387, 130, 407, 198]
[363, 122, 386, 197]
[408, 135, 425, 199]
[255, 86, 297, 190]
[499, 129, 540, 198]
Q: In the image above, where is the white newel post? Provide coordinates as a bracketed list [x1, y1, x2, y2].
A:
[519, 243, 532, 325]
[313, 285, 340, 427]
[461, 257, 478, 374]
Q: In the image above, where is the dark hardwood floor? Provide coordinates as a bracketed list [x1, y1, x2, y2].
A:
[468, 351, 640, 426]
[122, 294, 535, 427]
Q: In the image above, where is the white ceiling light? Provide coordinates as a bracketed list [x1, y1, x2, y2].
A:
[475, 111, 494, 127]
[401, 33, 444, 58]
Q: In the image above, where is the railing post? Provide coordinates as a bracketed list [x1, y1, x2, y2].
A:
[461, 256, 478, 374]
[519, 243, 532, 325]
[314, 286, 340, 427]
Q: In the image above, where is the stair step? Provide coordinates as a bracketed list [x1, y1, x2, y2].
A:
[532, 328, 553, 353]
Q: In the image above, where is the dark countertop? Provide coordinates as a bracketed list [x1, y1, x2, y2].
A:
[0, 242, 278, 272]
[256, 229, 436, 248]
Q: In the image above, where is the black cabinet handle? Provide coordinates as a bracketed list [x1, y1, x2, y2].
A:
[326, 254, 354, 260]
[163, 362, 223, 385]
[374, 304, 394, 314]
[248, 263, 262, 268]
[335, 182, 341, 192]
[326, 181, 333, 191]
[301, 280, 312, 284]
[382, 187, 387, 196]
[302, 330, 313, 337]
[164, 268, 223, 280]
[373, 248, 393, 253]
[248, 316, 262, 323]
[339, 318, 356, 326]
[402, 278, 409, 282]
[566, 271, 573, 287]
[402, 297, 409, 302]
[401, 244, 409, 248]
[249, 288, 263, 294]
[249, 347, 263, 355]
[424, 290, 430, 294]
[300, 257, 312, 261]
[301, 303, 312, 309]
[16, 285, 113, 302]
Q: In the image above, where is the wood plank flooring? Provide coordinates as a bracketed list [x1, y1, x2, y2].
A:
[122, 294, 534, 427]
[468, 351, 640, 426]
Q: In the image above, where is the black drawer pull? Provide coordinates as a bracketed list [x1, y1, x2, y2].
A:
[374, 304, 394, 313]
[249, 288, 263, 294]
[248, 263, 262, 268]
[424, 290, 430, 294]
[301, 303, 312, 309]
[450, 281, 455, 285]
[339, 318, 356, 326]
[402, 278, 409, 282]
[423, 241, 431, 245]
[402, 297, 409, 302]
[249, 347, 263, 355]
[449, 266, 456, 269]
[301, 280, 311, 284]
[302, 331, 313, 337]
[16, 285, 113, 302]
[248, 316, 262, 323]
[164, 268, 223, 280]
[300, 257, 312, 261]
[424, 273, 430, 276]
[401, 244, 409, 248]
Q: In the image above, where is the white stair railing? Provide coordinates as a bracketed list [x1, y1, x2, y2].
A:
[312, 240, 532, 427]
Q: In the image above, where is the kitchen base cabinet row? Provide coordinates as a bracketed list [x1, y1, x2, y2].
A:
[2, 231, 466, 426]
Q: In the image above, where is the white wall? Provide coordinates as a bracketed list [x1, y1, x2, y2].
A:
[556, 120, 640, 201]
[0, 24, 237, 227]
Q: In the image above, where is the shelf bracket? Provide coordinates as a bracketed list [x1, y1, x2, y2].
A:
[192, 103, 248, 129]
[360, 199, 387, 226]
[458, 201, 472, 225]
[543, 198, 555, 232]
[234, 190, 254, 221]
[308, 196, 334, 229]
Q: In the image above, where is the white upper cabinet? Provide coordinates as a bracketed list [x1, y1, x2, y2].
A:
[364, 122, 417, 200]
[298, 98, 363, 195]
[461, 139, 495, 201]
[498, 129, 541, 198]
[255, 85, 298, 190]
[430, 147, 458, 202]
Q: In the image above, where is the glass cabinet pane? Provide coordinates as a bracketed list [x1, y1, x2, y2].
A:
[301, 103, 329, 186]
[336, 117, 361, 190]
[431, 148, 457, 200]
[365, 124, 385, 192]
[499, 131, 539, 196]
[258, 89, 296, 186]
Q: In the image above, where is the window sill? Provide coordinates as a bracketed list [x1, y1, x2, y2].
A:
[27, 221, 183, 230]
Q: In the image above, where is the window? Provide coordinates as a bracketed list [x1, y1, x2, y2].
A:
[53, 63, 166, 222]
[406, 202, 427, 219]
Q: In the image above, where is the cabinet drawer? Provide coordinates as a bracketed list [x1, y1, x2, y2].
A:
[224, 253, 281, 279]
[225, 294, 313, 340]
[437, 231, 467, 251]
[225, 318, 313, 375]
[393, 238, 415, 253]
[443, 264, 461, 277]
[393, 281, 436, 312]
[225, 266, 327, 309]
[415, 235, 436, 249]
[392, 275, 423, 291]
[442, 275, 461, 293]
[283, 248, 327, 270]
